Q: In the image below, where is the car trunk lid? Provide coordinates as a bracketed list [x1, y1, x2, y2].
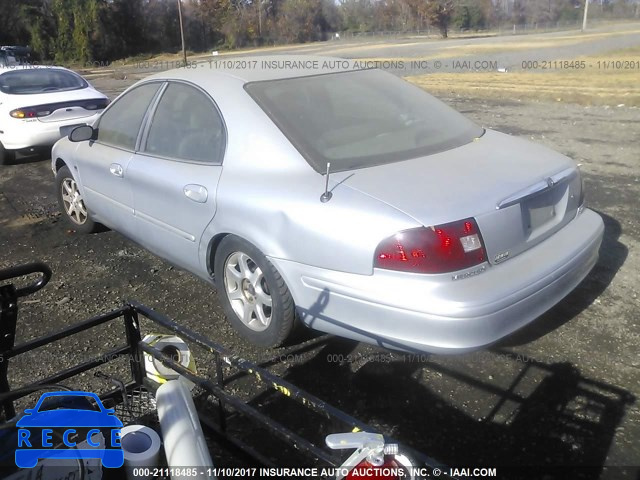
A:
[333, 129, 582, 266]
[9, 89, 107, 123]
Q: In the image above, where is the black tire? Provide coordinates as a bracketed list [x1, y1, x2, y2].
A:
[214, 235, 296, 347]
[55, 165, 99, 233]
[0, 142, 15, 165]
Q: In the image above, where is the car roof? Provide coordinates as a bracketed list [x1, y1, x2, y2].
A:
[37, 391, 100, 399]
[145, 55, 365, 85]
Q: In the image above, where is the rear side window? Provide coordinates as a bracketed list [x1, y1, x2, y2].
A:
[0, 68, 87, 95]
[98, 82, 161, 151]
[144, 82, 225, 163]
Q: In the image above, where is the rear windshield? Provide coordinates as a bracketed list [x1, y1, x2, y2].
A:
[245, 69, 484, 173]
[38, 395, 101, 412]
[0, 69, 87, 95]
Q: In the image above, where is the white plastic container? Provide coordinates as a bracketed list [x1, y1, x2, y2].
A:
[156, 380, 214, 479]
[120, 425, 162, 480]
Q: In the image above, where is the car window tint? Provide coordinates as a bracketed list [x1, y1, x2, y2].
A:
[98, 83, 160, 150]
[0, 69, 87, 95]
[246, 69, 484, 173]
[144, 83, 224, 163]
[38, 396, 100, 412]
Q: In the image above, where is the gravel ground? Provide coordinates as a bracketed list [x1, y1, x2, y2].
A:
[1, 28, 639, 479]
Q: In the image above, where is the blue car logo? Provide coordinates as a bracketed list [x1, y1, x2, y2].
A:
[15, 391, 124, 469]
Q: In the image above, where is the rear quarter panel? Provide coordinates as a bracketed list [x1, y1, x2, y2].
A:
[198, 84, 419, 276]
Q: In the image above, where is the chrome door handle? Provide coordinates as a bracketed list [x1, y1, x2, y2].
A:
[109, 163, 124, 177]
[183, 184, 208, 203]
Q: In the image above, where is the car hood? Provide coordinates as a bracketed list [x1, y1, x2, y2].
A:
[333, 129, 576, 227]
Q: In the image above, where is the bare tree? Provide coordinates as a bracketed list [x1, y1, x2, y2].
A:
[425, 0, 455, 37]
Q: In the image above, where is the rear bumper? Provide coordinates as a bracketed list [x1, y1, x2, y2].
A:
[270, 208, 604, 354]
[0, 115, 99, 150]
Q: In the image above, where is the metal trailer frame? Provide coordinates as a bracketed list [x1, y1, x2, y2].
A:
[0, 261, 438, 471]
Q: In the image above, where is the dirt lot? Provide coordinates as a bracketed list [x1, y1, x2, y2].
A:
[1, 27, 639, 479]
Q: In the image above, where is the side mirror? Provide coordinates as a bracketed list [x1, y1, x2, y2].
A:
[23, 408, 35, 415]
[69, 125, 96, 142]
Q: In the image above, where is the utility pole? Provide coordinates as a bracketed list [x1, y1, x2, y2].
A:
[178, 0, 187, 66]
[582, 0, 589, 31]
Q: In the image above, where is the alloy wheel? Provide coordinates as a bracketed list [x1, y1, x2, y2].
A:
[61, 178, 88, 225]
[223, 252, 273, 332]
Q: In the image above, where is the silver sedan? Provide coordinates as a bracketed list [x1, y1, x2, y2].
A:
[51, 56, 604, 353]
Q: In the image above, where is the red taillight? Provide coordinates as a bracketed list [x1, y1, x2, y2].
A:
[346, 458, 402, 480]
[374, 218, 486, 274]
[10, 109, 32, 118]
[10, 108, 50, 118]
[8, 98, 108, 120]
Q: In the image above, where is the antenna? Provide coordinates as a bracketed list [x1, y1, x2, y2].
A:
[320, 162, 333, 203]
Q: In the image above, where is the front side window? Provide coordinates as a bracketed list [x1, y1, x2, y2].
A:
[0, 68, 87, 95]
[98, 82, 161, 150]
[144, 82, 225, 163]
[245, 69, 484, 172]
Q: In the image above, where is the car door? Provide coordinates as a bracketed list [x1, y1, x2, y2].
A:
[76, 82, 162, 234]
[127, 81, 226, 273]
